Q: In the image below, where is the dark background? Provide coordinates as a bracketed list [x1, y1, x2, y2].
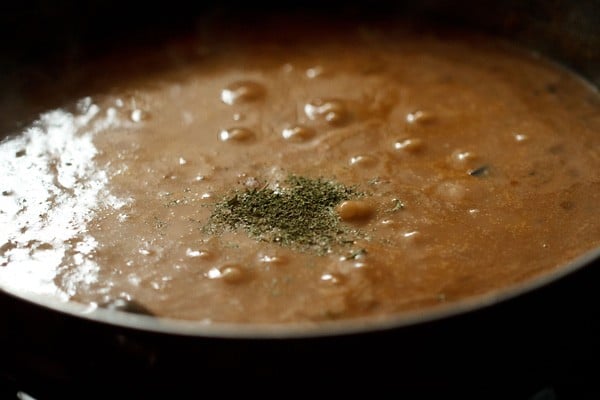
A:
[0, 1, 599, 399]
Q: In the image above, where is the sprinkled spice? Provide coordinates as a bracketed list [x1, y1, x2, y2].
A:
[389, 198, 406, 212]
[206, 175, 362, 253]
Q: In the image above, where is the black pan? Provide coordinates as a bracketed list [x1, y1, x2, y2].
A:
[1, 1, 599, 399]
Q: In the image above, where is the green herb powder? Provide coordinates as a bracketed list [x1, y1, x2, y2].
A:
[206, 175, 361, 253]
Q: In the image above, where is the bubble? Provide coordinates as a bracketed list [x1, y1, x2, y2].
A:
[452, 150, 477, 163]
[220, 81, 265, 105]
[349, 155, 378, 167]
[127, 274, 141, 286]
[282, 124, 316, 142]
[449, 149, 484, 173]
[406, 110, 435, 124]
[219, 127, 255, 142]
[185, 248, 211, 259]
[206, 264, 247, 284]
[130, 109, 149, 122]
[514, 132, 529, 142]
[320, 272, 344, 285]
[306, 66, 326, 79]
[393, 137, 424, 153]
[258, 254, 287, 265]
[304, 99, 349, 126]
[353, 261, 369, 269]
[336, 200, 375, 221]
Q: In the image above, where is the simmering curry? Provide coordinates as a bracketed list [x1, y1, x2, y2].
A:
[1, 20, 599, 323]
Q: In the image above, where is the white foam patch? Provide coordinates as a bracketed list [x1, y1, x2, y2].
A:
[0, 99, 133, 299]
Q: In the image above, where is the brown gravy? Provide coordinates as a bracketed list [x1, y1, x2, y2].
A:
[1, 21, 599, 324]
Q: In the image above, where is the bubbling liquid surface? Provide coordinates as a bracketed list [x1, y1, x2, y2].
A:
[1, 21, 599, 323]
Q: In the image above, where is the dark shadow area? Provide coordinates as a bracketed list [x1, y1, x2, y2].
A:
[1, 1, 598, 135]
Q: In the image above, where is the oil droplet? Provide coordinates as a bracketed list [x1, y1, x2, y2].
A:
[304, 99, 349, 126]
[282, 124, 315, 142]
[219, 127, 255, 142]
[221, 81, 265, 105]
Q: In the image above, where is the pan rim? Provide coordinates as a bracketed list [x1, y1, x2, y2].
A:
[1, 246, 598, 339]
